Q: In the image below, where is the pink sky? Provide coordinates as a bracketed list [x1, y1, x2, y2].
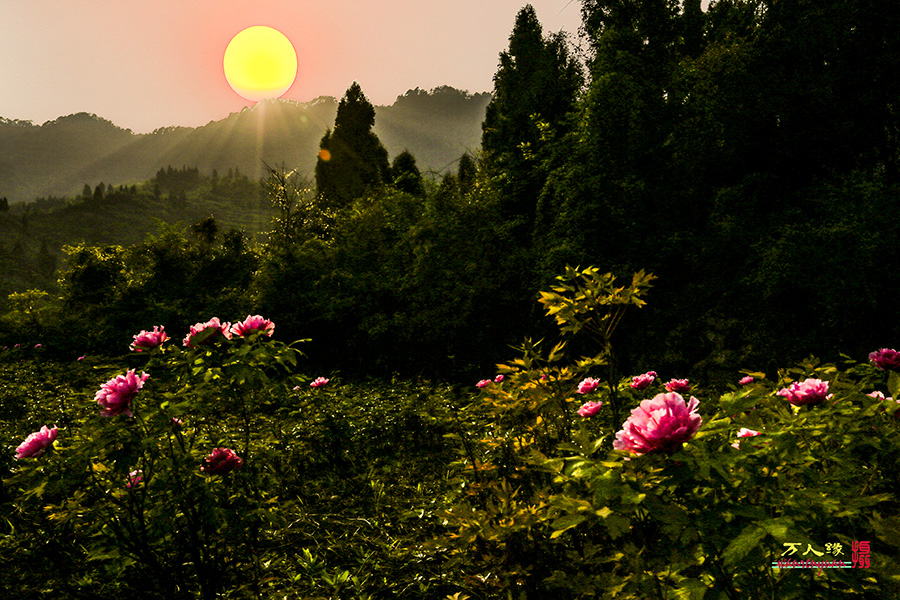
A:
[0, 1, 584, 133]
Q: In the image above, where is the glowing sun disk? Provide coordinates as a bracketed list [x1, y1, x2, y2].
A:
[224, 26, 297, 102]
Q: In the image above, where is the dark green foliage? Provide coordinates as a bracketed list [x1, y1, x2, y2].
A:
[481, 4, 583, 236]
[390, 150, 425, 196]
[315, 83, 391, 209]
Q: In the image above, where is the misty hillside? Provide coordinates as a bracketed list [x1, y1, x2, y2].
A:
[0, 86, 491, 203]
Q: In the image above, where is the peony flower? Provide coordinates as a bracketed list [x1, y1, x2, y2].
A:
[476, 379, 491, 388]
[310, 377, 329, 388]
[494, 374, 504, 383]
[130, 326, 168, 352]
[630, 371, 657, 391]
[776, 378, 832, 406]
[77, 355, 86, 361]
[95, 369, 149, 417]
[577, 377, 601, 394]
[868, 391, 886, 400]
[577, 400, 603, 417]
[739, 376, 755, 385]
[613, 392, 702, 455]
[731, 427, 763, 449]
[665, 378, 691, 393]
[183, 317, 232, 348]
[201, 447, 243, 475]
[15, 425, 58, 459]
[540, 374, 548, 381]
[869, 348, 900, 371]
[34, 344, 42, 349]
[231, 315, 275, 338]
[126, 470, 143, 489]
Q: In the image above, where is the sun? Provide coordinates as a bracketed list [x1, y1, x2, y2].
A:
[224, 26, 297, 102]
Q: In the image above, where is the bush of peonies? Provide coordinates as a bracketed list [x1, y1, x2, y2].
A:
[7, 282, 900, 599]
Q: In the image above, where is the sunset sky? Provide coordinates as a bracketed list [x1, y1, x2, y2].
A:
[0, 0, 584, 134]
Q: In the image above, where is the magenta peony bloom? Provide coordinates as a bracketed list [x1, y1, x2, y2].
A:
[577, 377, 601, 394]
[15, 425, 58, 459]
[310, 377, 329, 388]
[126, 470, 143, 489]
[231, 315, 275, 338]
[869, 348, 900, 371]
[183, 317, 232, 348]
[77, 355, 86, 361]
[630, 371, 657, 391]
[739, 376, 755, 385]
[577, 400, 603, 417]
[494, 374, 505, 383]
[201, 447, 243, 475]
[130, 326, 169, 352]
[613, 393, 702, 455]
[776, 378, 832, 406]
[95, 369, 149, 417]
[476, 379, 491, 388]
[665, 378, 691, 393]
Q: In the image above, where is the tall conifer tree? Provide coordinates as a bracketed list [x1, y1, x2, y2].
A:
[481, 5, 582, 234]
[315, 82, 391, 208]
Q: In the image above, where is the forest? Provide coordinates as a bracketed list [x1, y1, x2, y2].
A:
[3, 1, 900, 598]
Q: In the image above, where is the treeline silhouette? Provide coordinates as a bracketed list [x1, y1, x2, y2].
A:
[2, 1, 899, 383]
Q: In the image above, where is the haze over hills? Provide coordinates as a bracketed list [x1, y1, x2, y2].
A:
[0, 86, 491, 203]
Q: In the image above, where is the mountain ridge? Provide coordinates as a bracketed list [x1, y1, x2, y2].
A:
[1, 86, 491, 203]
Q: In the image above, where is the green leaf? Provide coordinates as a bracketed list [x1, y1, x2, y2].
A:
[888, 370, 900, 402]
[550, 513, 587, 538]
[722, 524, 767, 567]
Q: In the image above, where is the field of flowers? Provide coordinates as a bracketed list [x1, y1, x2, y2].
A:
[2, 269, 900, 599]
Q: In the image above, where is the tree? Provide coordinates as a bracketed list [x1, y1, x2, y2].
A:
[481, 4, 583, 233]
[315, 82, 391, 208]
[390, 150, 425, 196]
[457, 152, 477, 195]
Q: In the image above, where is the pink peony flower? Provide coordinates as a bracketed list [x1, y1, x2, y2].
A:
[310, 377, 329, 388]
[731, 427, 763, 449]
[494, 374, 505, 383]
[126, 470, 143, 489]
[540, 374, 548, 381]
[613, 393, 702, 455]
[869, 348, 900, 371]
[95, 369, 149, 417]
[231, 315, 275, 338]
[183, 317, 232, 348]
[130, 326, 169, 352]
[577, 377, 601, 394]
[739, 376, 755, 385]
[868, 391, 886, 400]
[476, 379, 491, 388]
[15, 425, 58, 459]
[665, 378, 691, 393]
[577, 400, 603, 417]
[776, 378, 832, 406]
[201, 447, 243, 475]
[77, 355, 86, 361]
[630, 371, 657, 391]
[34, 344, 42, 349]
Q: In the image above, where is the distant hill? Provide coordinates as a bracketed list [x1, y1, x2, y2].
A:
[0, 86, 491, 203]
